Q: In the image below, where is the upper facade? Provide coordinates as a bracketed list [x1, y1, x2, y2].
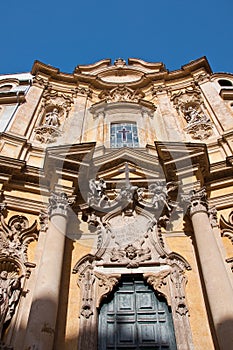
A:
[1, 56, 233, 165]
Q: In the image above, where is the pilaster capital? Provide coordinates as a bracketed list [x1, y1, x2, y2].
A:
[48, 191, 74, 219]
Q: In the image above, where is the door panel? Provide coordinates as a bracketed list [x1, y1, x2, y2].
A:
[98, 275, 177, 350]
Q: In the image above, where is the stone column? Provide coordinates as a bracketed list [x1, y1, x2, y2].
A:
[23, 192, 72, 350]
[188, 189, 233, 350]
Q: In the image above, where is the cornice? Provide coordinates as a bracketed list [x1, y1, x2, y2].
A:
[31, 57, 213, 91]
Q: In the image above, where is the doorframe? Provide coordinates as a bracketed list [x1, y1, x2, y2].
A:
[74, 259, 194, 350]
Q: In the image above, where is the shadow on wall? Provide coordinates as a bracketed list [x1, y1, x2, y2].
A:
[216, 318, 233, 350]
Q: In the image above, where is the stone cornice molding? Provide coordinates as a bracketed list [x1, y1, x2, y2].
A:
[31, 57, 212, 91]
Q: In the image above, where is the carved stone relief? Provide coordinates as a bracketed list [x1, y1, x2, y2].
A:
[74, 175, 193, 349]
[171, 86, 213, 140]
[34, 87, 74, 143]
[0, 209, 38, 339]
[98, 85, 145, 103]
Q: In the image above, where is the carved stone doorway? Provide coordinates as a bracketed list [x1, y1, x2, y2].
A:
[98, 274, 177, 350]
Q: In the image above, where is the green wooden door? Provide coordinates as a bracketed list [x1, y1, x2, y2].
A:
[98, 275, 177, 350]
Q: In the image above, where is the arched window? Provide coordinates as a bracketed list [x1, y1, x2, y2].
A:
[110, 122, 139, 148]
[218, 79, 233, 87]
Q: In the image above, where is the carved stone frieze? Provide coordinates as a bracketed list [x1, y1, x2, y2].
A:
[171, 85, 213, 140]
[76, 262, 95, 319]
[226, 257, 233, 272]
[98, 85, 145, 103]
[87, 178, 110, 208]
[86, 177, 178, 220]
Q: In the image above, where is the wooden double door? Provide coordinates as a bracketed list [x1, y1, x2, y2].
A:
[98, 275, 177, 350]
[98, 276, 177, 350]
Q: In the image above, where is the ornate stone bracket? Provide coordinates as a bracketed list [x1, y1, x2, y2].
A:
[143, 270, 171, 303]
[73, 257, 121, 319]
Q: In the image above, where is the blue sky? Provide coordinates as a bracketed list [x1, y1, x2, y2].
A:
[1, 0, 233, 75]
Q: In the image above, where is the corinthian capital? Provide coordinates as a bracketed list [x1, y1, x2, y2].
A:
[183, 188, 208, 216]
[48, 192, 74, 218]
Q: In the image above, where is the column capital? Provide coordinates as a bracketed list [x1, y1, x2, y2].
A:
[48, 191, 74, 219]
[186, 188, 208, 217]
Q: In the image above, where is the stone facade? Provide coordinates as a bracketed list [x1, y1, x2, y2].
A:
[0, 57, 233, 349]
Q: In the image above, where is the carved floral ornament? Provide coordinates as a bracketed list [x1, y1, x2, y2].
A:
[34, 88, 74, 143]
[0, 205, 38, 338]
[171, 86, 213, 140]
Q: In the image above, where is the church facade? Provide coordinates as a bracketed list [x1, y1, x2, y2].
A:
[0, 57, 233, 350]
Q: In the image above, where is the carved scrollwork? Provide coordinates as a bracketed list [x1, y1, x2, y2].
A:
[170, 266, 189, 316]
[143, 270, 171, 305]
[0, 214, 38, 264]
[220, 210, 233, 244]
[99, 85, 145, 103]
[94, 271, 120, 308]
